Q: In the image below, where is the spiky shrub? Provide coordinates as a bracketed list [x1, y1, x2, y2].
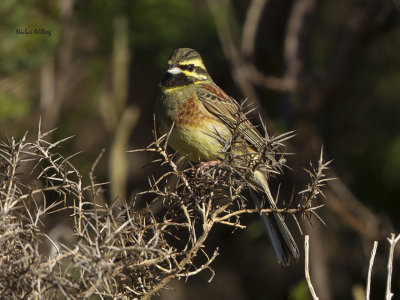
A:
[0, 116, 330, 299]
[0, 128, 83, 298]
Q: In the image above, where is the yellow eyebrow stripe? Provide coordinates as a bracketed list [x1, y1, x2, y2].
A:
[168, 58, 204, 69]
[182, 58, 205, 68]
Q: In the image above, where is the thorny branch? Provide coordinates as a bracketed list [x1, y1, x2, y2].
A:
[0, 124, 84, 299]
[127, 105, 330, 297]
[1, 115, 330, 298]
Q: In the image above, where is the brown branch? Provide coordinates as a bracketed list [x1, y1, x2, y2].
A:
[283, 0, 318, 85]
[241, 0, 268, 58]
[207, 0, 263, 109]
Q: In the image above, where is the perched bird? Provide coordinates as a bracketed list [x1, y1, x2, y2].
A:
[155, 48, 299, 265]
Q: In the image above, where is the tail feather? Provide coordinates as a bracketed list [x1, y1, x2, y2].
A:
[252, 171, 299, 265]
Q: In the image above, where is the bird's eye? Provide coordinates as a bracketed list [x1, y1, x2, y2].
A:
[188, 64, 194, 72]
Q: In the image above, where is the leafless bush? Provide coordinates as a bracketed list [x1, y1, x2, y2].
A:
[0, 114, 330, 298]
[0, 124, 82, 298]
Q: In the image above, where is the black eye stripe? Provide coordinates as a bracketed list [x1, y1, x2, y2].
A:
[178, 64, 207, 75]
[178, 64, 194, 71]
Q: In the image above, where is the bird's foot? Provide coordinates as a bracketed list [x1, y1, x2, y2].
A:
[194, 160, 222, 176]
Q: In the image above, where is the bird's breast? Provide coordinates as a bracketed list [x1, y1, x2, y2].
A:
[157, 91, 231, 162]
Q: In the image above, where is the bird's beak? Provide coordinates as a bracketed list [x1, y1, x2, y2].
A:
[167, 64, 182, 75]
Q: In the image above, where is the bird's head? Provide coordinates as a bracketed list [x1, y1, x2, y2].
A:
[161, 48, 212, 91]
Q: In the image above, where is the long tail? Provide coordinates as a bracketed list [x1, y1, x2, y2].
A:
[251, 170, 299, 266]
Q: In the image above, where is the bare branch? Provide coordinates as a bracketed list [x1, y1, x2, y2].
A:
[305, 235, 319, 300]
[241, 0, 268, 57]
[283, 0, 317, 85]
[366, 241, 378, 300]
[385, 233, 400, 300]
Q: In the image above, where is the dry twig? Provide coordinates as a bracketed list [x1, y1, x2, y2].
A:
[366, 241, 378, 300]
[0, 113, 330, 298]
[304, 235, 319, 300]
[385, 233, 400, 300]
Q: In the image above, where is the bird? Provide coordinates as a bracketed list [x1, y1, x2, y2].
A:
[155, 47, 299, 265]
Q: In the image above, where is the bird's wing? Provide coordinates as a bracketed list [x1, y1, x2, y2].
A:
[196, 84, 265, 150]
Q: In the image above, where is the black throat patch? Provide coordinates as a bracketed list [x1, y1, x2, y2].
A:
[161, 72, 193, 88]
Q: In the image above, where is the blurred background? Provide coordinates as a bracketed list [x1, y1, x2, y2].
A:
[1, 0, 400, 299]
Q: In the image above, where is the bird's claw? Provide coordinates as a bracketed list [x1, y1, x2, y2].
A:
[194, 160, 222, 177]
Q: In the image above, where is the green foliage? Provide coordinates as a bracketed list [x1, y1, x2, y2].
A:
[0, 90, 31, 120]
[289, 279, 312, 300]
[0, 0, 59, 75]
